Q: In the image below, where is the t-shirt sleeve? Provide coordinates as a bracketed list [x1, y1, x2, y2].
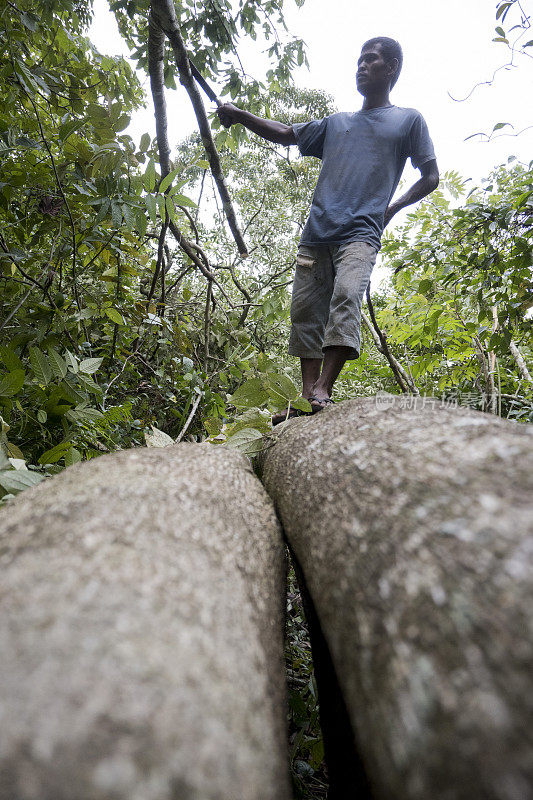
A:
[292, 118, 328, 159]
[408, 112, 436, 170]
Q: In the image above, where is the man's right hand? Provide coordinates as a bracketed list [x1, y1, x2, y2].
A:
[217, 103, 241, 129]
[215, 105, 296, 146]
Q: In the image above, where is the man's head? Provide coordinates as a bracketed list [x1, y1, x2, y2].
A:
[356, 37, 403, 95]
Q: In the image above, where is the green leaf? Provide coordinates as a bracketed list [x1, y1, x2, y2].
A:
[204, 416, 223, 436]
[115, 114, 130, 132]
[66, 406, 104, 423]
[37, 410, 47, 423]
[105, 307, 124, 325]
[230, 377, 269, 409]
[291, 397, 312, 412]
[144, 158, 156, 192]
[47, 348, 67, 379]
[144, 425, 174, 447]
[0, 468, 43, 493]
[65, 448, 82, 466]
[496, 2, 512, 20]
[140, 132, 150, 152]
[0, 369, 25, 397]
[58, 117, 86, 142]
[228, 408, 271, 435]
[64, 350, 79, 373]
[122, 202, 135, 231]
[0, 346, 23, 371]
[159, 167, 180, 193]
[172, 193, 197, 208]
[136, 207, 148, 237]
[38, 441, 72, 465]
[29, 347, 52, 385]
[111, 201, 122, 227]
[79, 357, 103, 374]
[77, 373, 102, 395]
[225, 132, 237, 153]
[145, 193, 157, 223]
[224, 426, 264, 456]
[492, 121, 512, 132]
[20, 11, 39, 31]
[165, 195, 177, 223]
[156, 193, 166, 219]
[265, 373, 299, 407]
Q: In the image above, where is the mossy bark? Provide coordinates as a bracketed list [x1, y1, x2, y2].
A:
[0, 443, 290, 800]
[258, 397, 533, 800]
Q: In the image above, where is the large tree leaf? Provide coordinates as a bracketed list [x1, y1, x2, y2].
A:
[230, 377, 269, 409]
[38, 441, 72, 465]
[47, 348, 67, 380]
[29, 348, 52, 386]
[0, 369, 25, 397]
[265, 373, 299, 408]
[224, 426, 264, 456]
[0, 469, 44, 493]
[79, 357, 104, 375]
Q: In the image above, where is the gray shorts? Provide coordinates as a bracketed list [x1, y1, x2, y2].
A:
[288, 241, 377, 360]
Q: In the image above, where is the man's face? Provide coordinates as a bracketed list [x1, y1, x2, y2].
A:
[356, 44, 396, 95]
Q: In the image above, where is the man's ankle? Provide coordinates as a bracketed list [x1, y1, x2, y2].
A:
[311, 381, 332, 398]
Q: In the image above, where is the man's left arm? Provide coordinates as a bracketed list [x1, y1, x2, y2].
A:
[384, 159, 439, 227]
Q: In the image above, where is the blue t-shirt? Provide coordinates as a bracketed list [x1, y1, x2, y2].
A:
[292, 106, 435, 249]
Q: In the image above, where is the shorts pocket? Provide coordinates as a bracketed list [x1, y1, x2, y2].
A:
[296, 245, 317, 269]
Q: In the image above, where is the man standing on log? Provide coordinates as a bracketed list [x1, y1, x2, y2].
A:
[218, 37, 439, 424]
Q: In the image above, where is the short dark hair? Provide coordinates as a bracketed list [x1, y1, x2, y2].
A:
[362, 37, 403, 88]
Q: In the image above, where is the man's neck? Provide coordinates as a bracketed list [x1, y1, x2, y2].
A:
[361, 89, 392, 111]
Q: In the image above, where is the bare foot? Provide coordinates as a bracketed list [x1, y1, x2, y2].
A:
[309, 394, 335, 414]
[271, 407, 299, 426]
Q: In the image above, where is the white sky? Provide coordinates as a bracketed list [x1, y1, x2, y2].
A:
[89, 0, 533, 282]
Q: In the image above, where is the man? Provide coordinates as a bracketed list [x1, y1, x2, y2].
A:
[218, 37, 439, 424]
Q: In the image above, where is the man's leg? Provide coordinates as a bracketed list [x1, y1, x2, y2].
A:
[311, 242, 377, 409]
[309, 346, 353, 405]
[301, 357, 322, 398]
[270, 246, 333, 425]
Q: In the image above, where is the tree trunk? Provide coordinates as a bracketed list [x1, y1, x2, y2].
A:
[0, 444, 290, 800]
[258, 397, 533, 800]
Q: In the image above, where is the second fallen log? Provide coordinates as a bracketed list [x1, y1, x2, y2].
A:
[259, 397, 533, 800]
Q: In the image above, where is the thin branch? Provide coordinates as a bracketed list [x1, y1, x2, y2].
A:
[175, 391, 202, 443]
[147, 213, 169, 302]
[365, 288, 415, 394]
[166, 264, 194, 296]
[204, 278, 213, 369]
[150, 0, 248, 257]
[489, 305, 499, 414]
[180, 204, 201, 244]
[195, 169, 206, 223]
[167, 219, 234, 306]
[242, 190, 268, 236]
[454, 303, 492, 406]
[0, 266, 49, 333]
[510, 340, 533, 385]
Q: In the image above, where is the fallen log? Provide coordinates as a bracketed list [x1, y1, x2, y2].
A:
[258, 396, 533, 800]
[0, 444, 290, 800]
